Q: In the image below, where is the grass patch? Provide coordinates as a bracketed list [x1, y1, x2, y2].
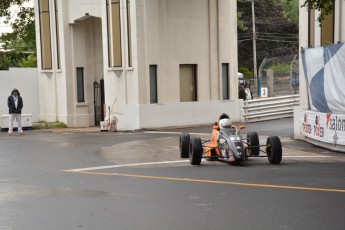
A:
[33, 121, 67, 130]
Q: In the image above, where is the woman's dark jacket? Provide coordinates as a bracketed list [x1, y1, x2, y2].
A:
[8, 95, 23, 114]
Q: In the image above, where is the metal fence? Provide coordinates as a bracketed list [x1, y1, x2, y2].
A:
[246, 54, 299, 98]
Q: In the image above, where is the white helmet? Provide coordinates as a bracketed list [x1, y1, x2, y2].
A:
[219, 118, 232, 130]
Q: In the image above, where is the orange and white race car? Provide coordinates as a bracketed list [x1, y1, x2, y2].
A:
[179, 113, 282, 165]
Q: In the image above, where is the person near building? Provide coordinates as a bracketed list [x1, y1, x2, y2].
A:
[244, 82, 253, 100]
[7, 88, 24, 135]
[238, 80, 246, 100]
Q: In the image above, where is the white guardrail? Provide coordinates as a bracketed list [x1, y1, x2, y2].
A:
[240, 94, 300, 123]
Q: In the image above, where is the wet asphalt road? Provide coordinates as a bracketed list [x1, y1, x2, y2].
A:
[0, 118, 345, 230]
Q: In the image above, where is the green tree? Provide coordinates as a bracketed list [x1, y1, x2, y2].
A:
[0, 0, 35, 51]
[298, 0, 334, 23]
[18, 53, 37, 67]
[283, 0, 299, 23]
[238, 66, 253, 78]
[0, 51, 23, 70]
[237, 0, 298, 73]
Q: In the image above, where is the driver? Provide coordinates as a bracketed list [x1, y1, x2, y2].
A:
[218, 118, 232, 130]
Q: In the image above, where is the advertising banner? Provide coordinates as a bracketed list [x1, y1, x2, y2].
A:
[301, 110, 345, 146]
[301, 43, 345, 114]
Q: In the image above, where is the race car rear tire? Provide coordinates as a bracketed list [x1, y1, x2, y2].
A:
[247, 132, 260, 156]
[266, 136, 282, 164]
[180, 133, 190, 158]
[189, 137, 203, 165]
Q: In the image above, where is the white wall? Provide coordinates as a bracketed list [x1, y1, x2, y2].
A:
[0, 68, 39, 122]
[114, 99, 242, 131]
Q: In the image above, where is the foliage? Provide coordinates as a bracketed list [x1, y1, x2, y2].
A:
[299, 0, 334, 23]
[0, 55, 12, 70]
[270, 63, 290, 74]
[18, 53, 37, 67]
[282, 0, 299, 23]
[237, 0, 299, 73]
[0, 0, 35, 51]
[238, 66, 253, 78]
[0, 51, 25, 70]
[237, 11, 248, 32]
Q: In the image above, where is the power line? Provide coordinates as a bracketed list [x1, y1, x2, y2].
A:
[256, 38, 299, 43]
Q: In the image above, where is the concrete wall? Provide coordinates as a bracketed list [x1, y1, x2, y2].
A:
[0, 68, 39, 122]
[138, 100, 242, 129]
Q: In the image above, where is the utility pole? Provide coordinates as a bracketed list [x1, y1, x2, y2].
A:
[251, 0, 259, 95]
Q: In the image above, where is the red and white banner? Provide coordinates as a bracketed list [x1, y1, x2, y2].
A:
[301, 110, 345, 146]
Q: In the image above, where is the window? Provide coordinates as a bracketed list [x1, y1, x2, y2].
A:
[106, 0, 122, 67]
[76, 67, 85, 102]
[38, 0, 52, 69]
[308, 9, 315, 47]
[150, 65, 158, 103]
[222, 63, 229, 100]
[180, 65, 197, 102]
[54, 0, 60, 69]
[321, 8, 334, 46]
[127, 0, 132, 67]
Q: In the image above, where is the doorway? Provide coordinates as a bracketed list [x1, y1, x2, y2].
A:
[180, 64, 197, 102]
[93, 79, 105, 126]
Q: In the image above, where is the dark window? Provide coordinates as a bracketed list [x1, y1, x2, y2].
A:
[308, 9, 315, 47]
[54, 0, 60, 69]
[127, 0, 132, 67]
[77, 67, 85, 102]
[222, 63, 229, 100]
[150, 65, 158, 104]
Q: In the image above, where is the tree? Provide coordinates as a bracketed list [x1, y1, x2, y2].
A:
[0, 51, 24, 70]
[0, 0, 35, 51]
[283, 0, 299, 23]
[299, 0, 334, 23]
[238, 0, 299, 73]
[18, 53, 37, 67]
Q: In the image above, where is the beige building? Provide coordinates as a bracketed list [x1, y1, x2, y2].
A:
[35, 0, 239, 130]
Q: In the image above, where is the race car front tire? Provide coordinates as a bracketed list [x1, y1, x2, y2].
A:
[266, 136, 282, 164]
[180, 133, 190, 158]
[247, 132, 260, 156]
[189, 137, 203, 165]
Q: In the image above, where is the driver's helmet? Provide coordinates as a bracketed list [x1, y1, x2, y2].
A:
[219, 118, 232, 130]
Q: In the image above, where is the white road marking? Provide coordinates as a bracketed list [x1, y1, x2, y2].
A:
[144, 131, 210, 136]
[66, 160, 190, 172]
[66, 155, 334, 172]
[283, 156, 332, 158]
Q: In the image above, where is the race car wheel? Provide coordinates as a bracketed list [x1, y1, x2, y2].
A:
[189, 137, 203, 165]
[180, 133, 190, 158]
[247, 132, 260, 156]
[266, 136, 282, 164]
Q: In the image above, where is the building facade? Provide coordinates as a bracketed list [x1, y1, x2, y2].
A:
[34, 0, 239, 130]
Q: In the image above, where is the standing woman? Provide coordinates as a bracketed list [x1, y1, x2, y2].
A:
[7, 88, 24, 135]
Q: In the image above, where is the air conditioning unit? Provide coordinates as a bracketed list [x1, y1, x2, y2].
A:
[0, 114, 33, 132]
